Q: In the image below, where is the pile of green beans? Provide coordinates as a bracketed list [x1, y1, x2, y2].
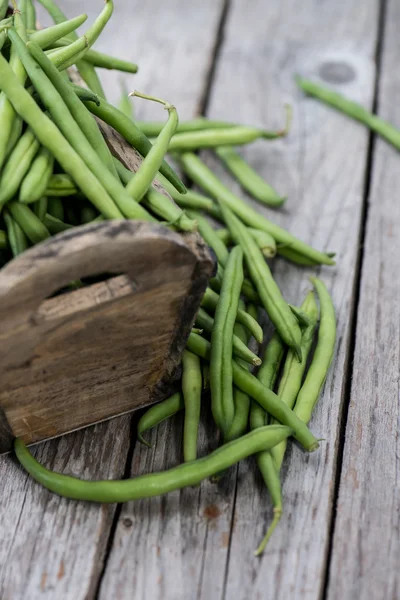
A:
[1, 0, 338, 558]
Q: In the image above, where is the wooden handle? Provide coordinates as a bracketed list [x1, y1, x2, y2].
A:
[0, 220, 215, 453]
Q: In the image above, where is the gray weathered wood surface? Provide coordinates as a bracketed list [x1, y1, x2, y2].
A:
[0, 0, 398, 598]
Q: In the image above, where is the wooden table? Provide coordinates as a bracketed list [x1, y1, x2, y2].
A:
[1, 1, 399, 598]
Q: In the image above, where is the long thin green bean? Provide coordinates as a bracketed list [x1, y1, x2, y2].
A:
[8, 202, 50, 244]
[49, 38, 139, 73]
[3, 210, 29, 256]
[187, 210, 229, 266]
[19, 146, 54, 204]
[33, 196, 48, 222]
[0, 1, 8, 20]
[137, 393, 184, 447]
[14, 426, 292, 503]
[182, 350, 202, 462]
[0, 127, 40, 208]
[225, 319, 251, 442]
[136, 117, 237, 137]
[216, 227, 276, 258]
[144, 188, 197, 232]
[30, 14, 88, 49]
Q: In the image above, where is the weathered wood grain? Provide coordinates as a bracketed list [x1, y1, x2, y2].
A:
[327, 0, 400, 597]
[100, 1, 381, 599]
[0, 1, 225, 598]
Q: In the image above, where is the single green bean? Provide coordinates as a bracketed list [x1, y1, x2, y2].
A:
[136, 117, 238, 137]
[0, 6, 27, 170]
[144, 188, 197, 232]
[46, 173, 77, 196]
[20, 0, 36, 30]
[137, 392, 184, 447]
[33, 197, 48, 222]
[36, 0, 106, 98]
[195, 307, 261, 366]
[294, 277, 336, 424]
[289, 304, 312, 327]
[225, 321, 251, 442]
[70, 83, 100, 105]
[0, 27, 7, 46]
[297, 75, 400, 151]
[220, 203, 302, 359]
[215, 146, 285, 207]
[3, 210, 29, 256]
[126, 92, 178, 202]
[76, 93, 186, 194]
[167, 107, 291, 151]
[0, 128, 40, 208]
[178, 153, 334, 266]
[0, 1, 8, 20]
[43, 213, 73, 234]
[14, 425, 292, 503]
[251, 332, 285, 555]
[50, 38, 139, 73]
[48, 0, 113, 71]
[8, 202, 50, 244]
[201, 287, 263, 343]
[30, 14, 88, 49]
[187, 210, 229, 266]
[182, 350, 202, 462]
[277, 245, 336, 266]
[210, 246, 244, 433]
[216, 226, 276, 258]
[10, 32, 152, 222]
[19, 146, 54, 204]
[118, 79, 134, 118]
[28, 41, 119, 178]
[0, 53, 124, 219]
[270, 291, 318, 470]
[185, 333, 319, 451]
[5, 115, 23, 158]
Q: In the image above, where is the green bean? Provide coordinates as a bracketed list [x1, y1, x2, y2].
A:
[195, 307, 261, 366]
[201, 287, 263, 343]
[167, 107, 291, 151]
[191, 328, 204, 336]
[47, 0, 113, 71]
[294, 277, 336, 424]
[30, 14, 88, 49]
[8, 202, 50, 244]
[182, 350, 202, 462]
[277, 245, 336, 266]
[5, 115, 23, 158]
[210, 246, 244, 434]
[216, 226, 276, 258]
[220, 203, 302, 359]
[28, 41, 118, 178]
[33, 197, 48, 222]
[10, 32, 153, 222]
[185, 333, 319, 451]
[251, 332, 285, 556]
[126, 92, 178, 202]
[210, 262, 260, 305]
[0, 1, 8, 20]
[0, 128, 40, 208]
[0, 229, 7, 249]
[50, 38, 139, 73]
[43, 213, 73, 234]
[20, 0, 36, 30]
[3, 210, 29, 256]
[270, 291, 318, 470]
[136, 117, 238, 137]
[289, 304, 312, 327]
[36, 0, 106, 99]
[202, 363, 210, 390]
[225, 322, 251, 442]
[47, 197, 64, 221]
[69, 83, 100, 106]
[0, 6, 27, 170]
[46, 173, 77, 197]
[118, 79, 134, 118]
[19, 146, 54, 204]
[0, 54, 125, 219]
[144, 188, 197, 232]
[137, 392, 184, 447]
[153, 170, 218, 214]
[215, 146, 285, 207]
[0, 27, 7, 47]
[76, 93, 186, 195]
[178, 153, 334, 266]
[187, 210, 229, 265]
[14, 425, 292, 503]
[297, 75, 400, 151]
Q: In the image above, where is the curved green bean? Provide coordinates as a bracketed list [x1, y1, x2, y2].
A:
[8, 202, 50, 244]
[294, 277, 336, 424]
[210, 246, 244, 434]
[215, 146, 285, 207]
[0, 127, 40, 208]
[182, 350, 202, 462]
[30, 14, 88, 49]
[201, 287, 263, 343]
[220, 203, 302, 359]
[178, 153, 335, 266]
[14, 425, 292, 503]
[0, 53, 123, 219]
[19, 146, 54, 204]
[126, 92, 179, 202]
[144, 188, 197, 232]
[3, 210, 29, 256]
[28, 41, 118, 178]
[137, 392, 184, 447]
[185, 333, 319, 452]
[195, 307, 261, 366]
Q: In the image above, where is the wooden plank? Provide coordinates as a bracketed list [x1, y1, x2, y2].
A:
[100, 1, 380, 599]
[327, 0, 400, 597]
[0, 1, 225, 598]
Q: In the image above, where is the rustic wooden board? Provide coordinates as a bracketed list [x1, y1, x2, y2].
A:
[0, 1, 226, 598]
[327, 0, 400, 597]
[99, 1, 381, 599]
